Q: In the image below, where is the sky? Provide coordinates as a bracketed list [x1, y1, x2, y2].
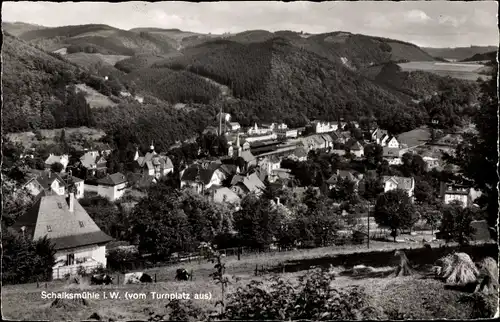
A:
[2, 1, 498, 48]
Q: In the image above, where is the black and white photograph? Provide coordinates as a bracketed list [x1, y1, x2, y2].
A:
[1, 0, 498, 320]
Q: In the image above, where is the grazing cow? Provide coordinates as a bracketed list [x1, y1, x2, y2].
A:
[175, 268, 190, 281]
[124, 272, 153, 284]
[90, 274, 114, 285]
[140, 273, 153, 283]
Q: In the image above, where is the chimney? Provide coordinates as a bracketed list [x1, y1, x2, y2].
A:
[276, 197, 280, 205]
[69, 193, 75, 212]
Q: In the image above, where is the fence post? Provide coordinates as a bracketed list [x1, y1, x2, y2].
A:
[117, 274, 120, 284]
[190, 270, 193, 281]
[255, 264, 258, 276]
[155, 273, 157, 283]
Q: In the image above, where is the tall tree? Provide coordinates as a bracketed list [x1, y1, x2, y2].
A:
[447, 61, 498, 238]
[438, 200, 476, 245]
[374, 189, 417, 241]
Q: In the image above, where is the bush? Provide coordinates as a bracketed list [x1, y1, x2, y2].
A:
[2, 234, 56, 284]
[224, 269, 382, 320]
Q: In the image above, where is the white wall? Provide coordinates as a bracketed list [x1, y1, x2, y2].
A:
[51, 180, 65, 195]
[52, 245, 107, 279]
[444, 194, 468, 207]
[74, 181, 85, 199]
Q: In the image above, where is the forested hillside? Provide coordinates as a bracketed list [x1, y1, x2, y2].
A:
[2, 34, 97, 132]
[461, 51, 497, 62]
[153, 37, 428, 132]
[12, 24, 178, 55]
[363, 62, 479, 99]
[423, 46, 498, 61]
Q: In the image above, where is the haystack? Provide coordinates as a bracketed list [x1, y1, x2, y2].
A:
[434, 252, 479, 286]
[475, 257, 499, 294]
[394, 250, 414, 277]
[51, 297, 90, 309]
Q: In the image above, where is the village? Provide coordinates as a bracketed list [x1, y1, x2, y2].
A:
[10, 110, 489, 280]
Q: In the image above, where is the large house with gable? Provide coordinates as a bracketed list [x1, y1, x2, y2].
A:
[382, 176, 415, 201]
[134, 142, 174, 179]
[79, 150, 107, 177]
[13, 192, 113, 279]
[45, 154, 70, 173]
[180, 161, 227, 194]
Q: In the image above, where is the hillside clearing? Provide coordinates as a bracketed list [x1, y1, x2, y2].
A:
[6, 127, 107, 149]
[74, 84, 118, 108]
[398, 61, 491, 81]
[65, 53, 131, 66]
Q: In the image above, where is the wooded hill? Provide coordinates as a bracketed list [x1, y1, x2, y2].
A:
[1, 22, 484, 146]
[423, 46, 498, 61]
[461, 51, 497, 62]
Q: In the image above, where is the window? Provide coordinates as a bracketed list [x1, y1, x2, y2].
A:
[66, 253, 75, 266]
[57, 202, 62, 209]
[79, 221, 85, 228]
[47, 225, 52, 232]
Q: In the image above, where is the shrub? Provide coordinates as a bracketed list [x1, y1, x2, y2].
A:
[224, 268, 382, 320]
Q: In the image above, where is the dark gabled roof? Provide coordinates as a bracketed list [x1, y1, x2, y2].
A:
[13, 194, 113, 250]
[97, 172, 127, 186]
[34, 171, 66, 190]
[181, 162, 223, 185]
[220, 164, 239, 176]
[51, 231, 114, 250]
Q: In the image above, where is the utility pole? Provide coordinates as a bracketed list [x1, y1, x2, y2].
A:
[367, 203, 371, 249]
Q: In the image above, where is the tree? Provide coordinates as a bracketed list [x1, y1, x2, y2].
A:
[421, 208, 442, 236]
[126, 187, 193, 259]
[364, 143, 383, 167]
[2, 231, 56, 285]
[448, 64, 498, 239]
[360, 176, 384, 203]
[414, 178, 435, 204]
[233, 194, 281, 250]
[374, 189, 417, 242]
[50, 162, 64, 173]
[329, 177, 357, 203]
[438, 200, 476, 245]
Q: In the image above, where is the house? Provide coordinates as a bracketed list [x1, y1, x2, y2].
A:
[228, 122, 241, 131]
[290, 146, 308, 161]
[134, 143, 174, 179]
[382, 176, 415, 200]
[80, 150, 107, 176]
[24, 171, 67, 197]
[211, 187, 241, 209]
[45, 154, 70, 172]
[371, 128, 389, 145]
[268, 168, 294, 184]
[244, 133, 277, 143]
[326, 170, 364, 190]
[62, 172, 85, 199]
[230, 172, 265, 197]
[180, 161, 227, 194]
[275, 128, 298, 139]
[247, 123, 273, 136]
[258, 155, 281, 176]
[386, 136, 400, 149]
[440, 182, 472, 208]
[96, 173, 128, 201]
[423, 156, 440, 170]
[347, 141, 364, 158]
[320, 134, 334, 150]
[310, 120, 337, 133]
[13, 192, 113, 279]
[383, 147, 404, 165]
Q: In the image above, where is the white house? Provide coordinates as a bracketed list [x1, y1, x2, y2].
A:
[45, 154, 70, 172]
[348, 141, 365, 158]
[440, 182, 472, 208]
[247, 123, 274, 136]
[382, 176, 415, 201]
[371, 128, 389, 145]
[383, 147, 404, 165]
[96, 173, 128, 201]
[423, 156, 440, 170]
[211, 187, 241, 210]
[275, 128, 298, 139]
[310, 120, 337, 133]
[24, 171, 67, 197]
[386, 136, 400, 149]
[258, 155, 281, 176]
[13, 193, 113, 279]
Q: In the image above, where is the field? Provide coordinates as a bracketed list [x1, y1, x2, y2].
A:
[65, 52, 131, 67]
[74, 84, 119, 109]
[398, 61, 492, 81]
[3, 241, 496, 320]
[6, 127, 106, 149]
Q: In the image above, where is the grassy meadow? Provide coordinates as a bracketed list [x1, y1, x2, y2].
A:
[3, 241, 496, 320]
[398, 61, 492, 81]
